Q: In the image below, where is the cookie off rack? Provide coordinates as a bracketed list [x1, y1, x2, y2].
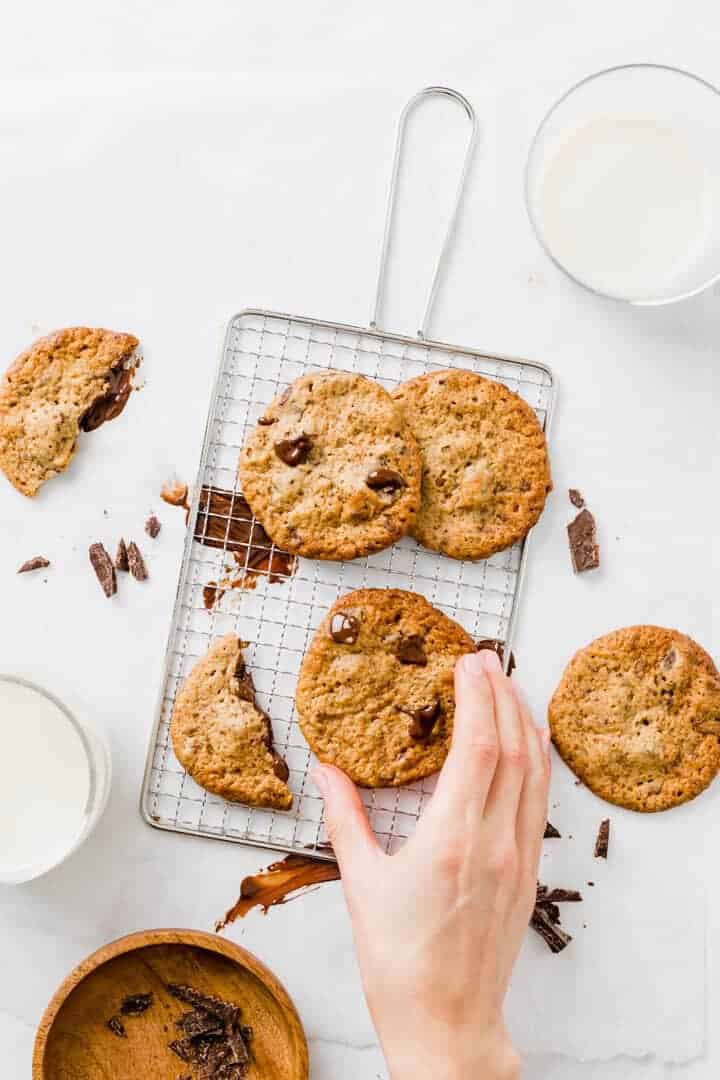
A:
[140, 309, 554, 859]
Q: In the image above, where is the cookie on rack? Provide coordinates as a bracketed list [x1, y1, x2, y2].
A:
[238, 370, 422, 560]
[0, 327, 140, 496]
[171, 634, 292, 810]
[392, 368, 552, 560]
[296, 588, 476, 787]
[549, 625, 720, 812]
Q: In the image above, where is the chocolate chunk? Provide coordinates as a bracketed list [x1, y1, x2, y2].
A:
[538, 885, 583, 904]
[107, 1015, 126, 1038]
[530, 905, 572, 953]
[407, 701, 440, 740]
[365, 468, 406, 494]
[120, 991, 154, 1015]
[568, 488, 585, 509]
[567, 508, 600, 573]
[271, 751, 290, 782]
[544, 821, 561, 839]
[115, 538, 129, 572]
[89, 542, 117, 598]
[145, 514, 162, 538]
[175, 1009, 224, 1040]
[476, 638, 517, 676]
[17, 556, 50, 574]
[80, 362, 134, 432]
[168, 1038, 194, 1063]
[167, 984, 240, 1026]
[329, 612, 360, 645]
[127, 541, 148, 581]
[257, 415, 277, 425]
[594, 818, 610, 859]
[274, 434, 312, 466]
[396, 634, 427, 666]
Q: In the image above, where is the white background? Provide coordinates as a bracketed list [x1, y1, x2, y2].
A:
[0, 2, 719, 1077]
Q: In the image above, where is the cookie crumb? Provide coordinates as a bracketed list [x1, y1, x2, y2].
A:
[161, 478, 189, 510]
[115, 538, 129, 572]
[17, 556, 50, 574]
[567, 508, 600, 573]
[594, 818, 610, 859]
[145, 514, 162, 539]
[127, 541, 148, 581]
[89, 543, 117, 597]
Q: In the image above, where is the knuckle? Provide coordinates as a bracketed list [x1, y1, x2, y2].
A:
[487, 843, 518, 878]
[502, 745, 528, 770]
[472, 739, 499, 766]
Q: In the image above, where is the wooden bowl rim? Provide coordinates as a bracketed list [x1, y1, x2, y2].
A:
[32, 927, 309, 1079]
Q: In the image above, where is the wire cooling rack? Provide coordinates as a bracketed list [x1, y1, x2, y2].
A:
[140, 308, 555, 859]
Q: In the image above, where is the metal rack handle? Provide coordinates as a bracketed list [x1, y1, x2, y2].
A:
[370, 86, 478, 340]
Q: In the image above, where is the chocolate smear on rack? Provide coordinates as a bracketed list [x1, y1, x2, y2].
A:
[127, 541, 148, 581]
[406, 701, 440, 740]
[106, 1015, 127, 1038]
[544, 821, 561, 839]
[80, 359, 136, 433]
[366, 468, 406, 494]
[89, 542, 117, 598]
[215, 854, 341, 932]
[396, 634, 427, 666]
[115, 538, 129, 572]
[203, 582, 226, 610]
[476, 638, 517, 676]
[274, 434, 312, 466]
[17, 555, 50, 574]
[329, 613, 360, 644]
[567, 508, 600, 573]
[568, 488, 585, 509]
[594, 818, 610, 859]
[120, 991, 154, 1016]
[193, 487, 295, 591]
[145, 514, 162, 538]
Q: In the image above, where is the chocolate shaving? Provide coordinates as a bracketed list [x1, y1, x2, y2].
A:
[106, 1015, 126, 1038]
[215, 853, 341, 931]
[568, 488, 585, 509]
[127, 541, 148, 581]
[544, 821, 561, 839]
[407, 701, 440, 740]
[80, 361, 135, 432]
[274, 434, 312, 466]
[89, 542, 117, 598]
[594, 818, 610, 859]
[17, 556, 50, 574]
[396, 634, 427, 666]
[115, 538, 129, 572]
[145, 514, 162, 538]
[329, 612, 360, 644]
[567, 508, 600, 573]
[365, 468, 406, 493]
[476, 638, 517, 676]
[120, 991, 154, 1016]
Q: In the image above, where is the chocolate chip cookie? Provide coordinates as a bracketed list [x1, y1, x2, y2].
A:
[0, 327, 139, 496]
[392, 369, 551, 560]
[296, 588, 476, 786]
[238, 371, 422, 560]
[549, 626, 720, 812]
[171, 634, 292, 810]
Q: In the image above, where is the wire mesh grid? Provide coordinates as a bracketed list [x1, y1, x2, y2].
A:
[141, 309, 554, 860]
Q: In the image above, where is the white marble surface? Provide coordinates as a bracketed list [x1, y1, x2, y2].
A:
[0, 4, 719, 1076]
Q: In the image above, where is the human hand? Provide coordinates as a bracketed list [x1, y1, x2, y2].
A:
[312, 649, 551, 1080]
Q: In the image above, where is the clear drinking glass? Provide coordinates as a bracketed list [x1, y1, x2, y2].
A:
[525, 64, 720, 304]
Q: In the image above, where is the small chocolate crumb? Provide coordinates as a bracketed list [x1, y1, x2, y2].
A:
[594, 818, 610, 859]
[115, 538, 129, 572]
[568, 488, 585, 509]
[587, 881, 595, 886]
[89, 543, 117, 598]
[120, 991, 154, 1016]
[107, 1016, 126, 1038]
[365, 468, 406, 494]
[274, 434, 312, 466]
[127, 541, 148, 581]
[145, 514, 162, 539]
[544, 821, 561, 839]
[396, 634, 427, 666]
[476, 638, 517, 676]
[329, 612, 360, 645]
[567, 508, 600, 573]
[17, 556, 50, 574]
[407, 701, 440, 740]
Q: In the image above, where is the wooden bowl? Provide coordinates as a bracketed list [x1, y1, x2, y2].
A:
[32, 928, 309, 1080]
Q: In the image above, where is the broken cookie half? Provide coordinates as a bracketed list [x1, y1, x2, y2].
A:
[171, 634, 292, 811]
[0, 326, 139, 496]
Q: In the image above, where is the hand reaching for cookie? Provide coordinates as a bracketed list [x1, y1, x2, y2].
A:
[313, 649, 551, 1080]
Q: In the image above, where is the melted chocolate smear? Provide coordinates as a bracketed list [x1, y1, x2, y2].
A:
[215, 854, 341, 931]
[407, 701, 440, 740]
[397, 635, 427, 666]
[567, 508, 600, 573]
[274, 434, 312, 466]
[329, 612, 360, 644]
[193, 487, 296, 588]
[366, 468, 406, 494]
[476, 638, 517, 676]
[594, 818, 610, 859]
[203, 582, 225, 610]
[80, 363, 134, 432]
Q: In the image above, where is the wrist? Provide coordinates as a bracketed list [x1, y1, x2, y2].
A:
[387, 1032, 520, 1080]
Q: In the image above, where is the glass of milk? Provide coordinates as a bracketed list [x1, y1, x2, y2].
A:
[526, 64, 720, 304]
[0, 676, 111, 884]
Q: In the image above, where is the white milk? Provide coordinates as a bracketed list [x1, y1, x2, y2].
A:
[0, 679, 91, 881]
[540, 112, 711, 300]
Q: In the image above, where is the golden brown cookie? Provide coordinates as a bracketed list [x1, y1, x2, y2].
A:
[0, 327, 139, 496]
[392, 369, 552, 560]
[171, 634, 292, 810]
[549, 625, 720, 812]
[296, 588, 476, 787]
[238, 371, 421, 560]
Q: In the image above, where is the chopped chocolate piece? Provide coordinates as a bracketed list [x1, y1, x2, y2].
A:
[530, 905, 572, 953]
[17, 556, 50, 574]
[161, 479, 190, 510]
[274, 434, 312, 466]
[175, 1008, 224, 1040]
[127, 541, 148, 581]
[594, 818, 610, 859]
[539, 887, 583, 904]
[89, 542, 117, 598]
[568, 488, 585, 509]
[271, 751, 290, 782]
[80, 362, 134, 432]
[567, 508, 600, 573]
[167, 985, 239, 1026]
[396, 634, 427, 666]
[107, 1015, 127, 1038]
[365, 468, 406, 494]
[257, 415, 277, 426]
[476, 638, 517, 676]
[544, 821, 561, 839]
[145, 514, 162, 539]
[120, 991, 154, 1016]
[329, 612, 360, 645]
[407, 701, 440, 740]
[169, 1038, 194, 1063]
[115, 538, 129, 572]
[215, 853, 341, 931]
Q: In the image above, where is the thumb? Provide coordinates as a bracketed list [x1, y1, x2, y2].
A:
[313, 764, 381, 879]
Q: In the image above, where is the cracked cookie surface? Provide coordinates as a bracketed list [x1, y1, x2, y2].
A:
[238, 371, 421, 560]
[296, 588, 476, 787]
[549, 625, 720, 812]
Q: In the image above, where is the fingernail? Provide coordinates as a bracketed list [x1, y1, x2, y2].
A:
[312, 767, 329, 795]
[461, 652, 486, 675]
[479, 648, 502, 674]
